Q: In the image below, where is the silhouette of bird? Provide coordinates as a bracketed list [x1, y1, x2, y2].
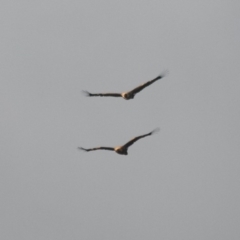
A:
[78, 128, 160, 155]
[82, 71, 168, 100]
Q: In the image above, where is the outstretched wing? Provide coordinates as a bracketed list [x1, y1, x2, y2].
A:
[82, 90, 122, 97]
[128, 71, 168, 95]
[78, 147, 115, 152]
[122, 128, 160, 149]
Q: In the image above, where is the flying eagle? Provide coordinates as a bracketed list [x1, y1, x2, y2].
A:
[82, 71, 168, 100]
[78, 128, 160, 155]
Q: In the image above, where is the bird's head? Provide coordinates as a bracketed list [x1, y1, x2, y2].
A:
[122, 92, 134, 100]
[115, 147, 128, 155]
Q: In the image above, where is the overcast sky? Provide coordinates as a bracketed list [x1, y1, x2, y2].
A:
[1, 0, 240, 239]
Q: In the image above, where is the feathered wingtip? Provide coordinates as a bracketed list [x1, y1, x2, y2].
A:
[78, 147, 88, 152]
[82, 90, 91, 97]
[150, 128, 160, 135]
[158, 69, 169, 78]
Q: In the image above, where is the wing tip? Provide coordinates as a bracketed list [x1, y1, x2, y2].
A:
[151, 127, 160, 135]
[82, 90, 91, 97]
[158, 69, 169, 78]
[78, 147, 88, 152]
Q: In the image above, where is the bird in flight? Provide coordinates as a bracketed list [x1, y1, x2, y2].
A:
[82, 71, 168, 100]
[78, 128, 160, 155]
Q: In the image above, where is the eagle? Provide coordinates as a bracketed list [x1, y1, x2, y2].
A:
[82, 71, 168, 100]
[78, 128, 160, 155]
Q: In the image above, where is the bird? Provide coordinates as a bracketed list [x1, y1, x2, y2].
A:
[82, 71, 168, 100]
[78, 128, 160, 155]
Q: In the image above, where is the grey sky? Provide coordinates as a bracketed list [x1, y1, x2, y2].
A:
[1, 0, 240, 239]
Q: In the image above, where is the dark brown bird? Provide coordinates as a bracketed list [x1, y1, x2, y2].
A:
[82, 71, 168, 100]
[78, 128, 160, 155]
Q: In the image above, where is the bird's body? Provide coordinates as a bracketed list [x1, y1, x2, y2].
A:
[82, 71, 168, 100]
[79, 128, 160, 155]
